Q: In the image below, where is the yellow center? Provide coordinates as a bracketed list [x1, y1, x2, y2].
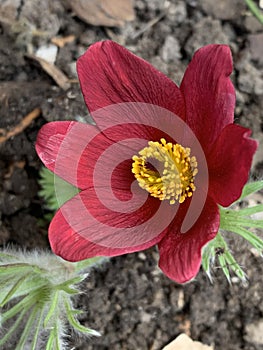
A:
[132, 138, 198, 204]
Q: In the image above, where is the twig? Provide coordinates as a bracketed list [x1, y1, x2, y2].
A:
[26, 54, 71, 91]
[0, 108, 41, 144]
[130, 1, 170, 40]
[130, 12, 167, 40]
[51, 35, 76, 48]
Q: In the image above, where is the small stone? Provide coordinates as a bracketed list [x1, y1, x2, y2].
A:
[236, 90, 248, 106]
[170, 288, 185, 311]
[35, 44, 58, 64]
[147, 0, 162, 12]
[255, 77, 263, 95]
[248, 33, 263, 67]
[222, 23, 236, 43]
[0, 0, 21, 20]
[20, 0, 61, 39]
[152, 289, 165, 308]
[0, 193, 27, 215]
[230, 276, 240, 284]
[200, 0, 245, 20]
[161, 35, 181, 63]
[68, 61, 78, 78]
[244, 15, 263, 33]
[163, 334, 213, 350]
[245, 319, 263, 345]
[185, 18, 229, 55]
[138, 252, 147, 260]
[80, 29, 101, 46]
[167, 2, 187, 25]
[238, 61, 263, 95]
[140, 311, 152, 323]
[250, 247, 261, 257]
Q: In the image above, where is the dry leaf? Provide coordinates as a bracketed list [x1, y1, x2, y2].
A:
[68, 0, 135, 27]
[162, 334, 214, 350]
[26, 54, 70, 91]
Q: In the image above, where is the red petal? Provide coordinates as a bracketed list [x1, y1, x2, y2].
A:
[87, 102, 191, 149]
[78, 123, 164, 194]
[48, 189, 177, 261]
[208, 124, 258, 207]
[180, 45, 235, 152]
[36, 119, 189, 194]
[158, 197, 219, 283]
[77, 41, 185, 119]
[36, 121, 101, 189]
[77, 118, 202, 195]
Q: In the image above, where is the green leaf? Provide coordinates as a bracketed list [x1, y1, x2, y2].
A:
[43, 290, 58, 328]
[73, 257, 105, 273]
[0, 275, 28, 307]
[220, 207, 263, 230]
[0, 263, 43, 276]
[237, 180, 263, 202]
[244, 0, 263, 26]
[39, 167, 79, 211]
[0, 308, 28, 346]
[55, 276, 84, 294]
[232, 218, 263, 229]
[224, 251, 246, 281]
[202, 243, 215, 281]
[31, 307, 45, 350]
[0, 248, 99, 348]
[0, 252, 20, 261]
[202, 232, 246, 283]
[0, 275, 48, 301]
[1, 294, 34, 323]
[46, 326, 57, 350]
[64, 298, 100, 336]
[225, 225, 263, 252]
[218, 254, 231, 283]
[238, 204, 263, 216]
[15, 306, 38, 350]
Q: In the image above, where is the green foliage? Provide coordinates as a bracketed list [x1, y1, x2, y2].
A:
[38, 167, 79, 211]
[0, 249, 100, 350]
[202, 180, 263, 283]
[245, 0, 263, 26]
[236, 180, 263, 202]
[202, 232, 246, 283]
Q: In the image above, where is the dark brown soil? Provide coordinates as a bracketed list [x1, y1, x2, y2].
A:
[0, 0, 263, 349]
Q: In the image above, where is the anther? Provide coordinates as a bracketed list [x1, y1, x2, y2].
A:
[132, 139, 198, 204]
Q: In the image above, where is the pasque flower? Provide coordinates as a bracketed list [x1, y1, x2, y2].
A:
[36, 41, 257, 283]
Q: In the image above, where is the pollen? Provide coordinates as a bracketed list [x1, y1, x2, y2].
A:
[132, 138, 198, 204]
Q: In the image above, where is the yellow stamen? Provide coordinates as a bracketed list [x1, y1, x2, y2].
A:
[132, 138, 198, 204]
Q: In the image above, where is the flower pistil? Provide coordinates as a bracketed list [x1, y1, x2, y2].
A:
[132, 138, 198, 204]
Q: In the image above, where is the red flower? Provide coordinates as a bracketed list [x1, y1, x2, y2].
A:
[36, 41, 257, 283]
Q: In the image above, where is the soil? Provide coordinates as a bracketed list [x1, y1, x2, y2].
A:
[0, 0, 263, 349]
